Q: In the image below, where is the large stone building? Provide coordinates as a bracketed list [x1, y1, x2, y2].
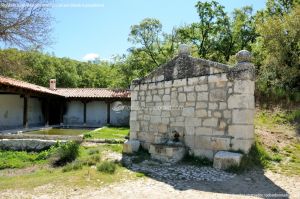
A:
[129, 46, 255, 160]
[0, 77, 130, 131]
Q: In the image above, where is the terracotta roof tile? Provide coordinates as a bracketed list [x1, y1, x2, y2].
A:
[56, 88, 130, 98]
[0, 76, 130, 98]
[0, 75, 61, 96]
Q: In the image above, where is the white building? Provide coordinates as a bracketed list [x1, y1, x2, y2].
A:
[0, 76, 130, 131]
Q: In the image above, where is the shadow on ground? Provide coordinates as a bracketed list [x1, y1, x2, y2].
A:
[122, 154, 289, 199]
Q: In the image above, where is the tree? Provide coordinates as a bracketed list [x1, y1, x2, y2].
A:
[0, 0, 53, 49]
[266, 0, 300, 16]
[232, 6, 256, 51]
[128, 18, 178, 68]
[254, 5, 300, 102]
[177, 1, 229, 60]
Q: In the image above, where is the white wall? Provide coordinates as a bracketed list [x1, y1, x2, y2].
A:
[0, 94, 23, 129]
[63, 100, 130, 127]
[64, 101, 84, 125]
[28, 97, 44, 126]
[110, 101, 130, 126]
[86, 101, 107, 126]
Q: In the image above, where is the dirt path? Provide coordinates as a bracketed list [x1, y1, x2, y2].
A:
[0, 170, 299, 199]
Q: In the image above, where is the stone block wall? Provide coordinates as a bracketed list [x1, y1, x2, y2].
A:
[129, 48, 255, 159]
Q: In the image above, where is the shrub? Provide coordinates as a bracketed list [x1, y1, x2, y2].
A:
[62, 160, 83, 172]
[88, 148, 99, 155]
[50, 141, 80, 166]
[82, 154, 101, 166]
[83, 133, 92, 139]
[97, 161, 116, 174]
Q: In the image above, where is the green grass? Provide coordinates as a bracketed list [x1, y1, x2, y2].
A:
[0, 150, 47, 169]
[0, 143, 138, 191]
[255, 109, 300, 132]
[0, 165, 134, 191]
[276, 143, 300, 175]
[97, 161, 117, 174]
[83, 126, 129, 140]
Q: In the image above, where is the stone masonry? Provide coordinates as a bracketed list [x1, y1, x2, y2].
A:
[129, 46, 255, 159]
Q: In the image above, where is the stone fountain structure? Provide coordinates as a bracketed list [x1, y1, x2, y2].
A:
[124, 45, 255, 167]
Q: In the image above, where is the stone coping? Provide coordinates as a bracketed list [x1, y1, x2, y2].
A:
[0, 133, 83, 142]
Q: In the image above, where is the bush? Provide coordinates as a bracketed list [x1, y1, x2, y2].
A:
[96, 161, 116, 174]
[50, 141, 80, 166]
[83, 133, 92, 139]
[62, 160, 83, 172]
[88, 148, 99, 155]
[82, 154, 101, 166]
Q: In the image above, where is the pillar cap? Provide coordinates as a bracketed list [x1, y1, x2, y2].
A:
[178, 44, 190, 56]
[236, 50, 252, 63]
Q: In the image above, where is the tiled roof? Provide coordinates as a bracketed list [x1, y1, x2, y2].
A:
[0, 76, 130, 99]
[56, 88, 130, 98]
[0, 76, 61, 96]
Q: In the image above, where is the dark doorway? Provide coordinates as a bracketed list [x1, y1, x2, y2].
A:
[42, 98, 65, 125]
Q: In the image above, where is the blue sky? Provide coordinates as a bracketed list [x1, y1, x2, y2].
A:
[47, 0, 266, 61]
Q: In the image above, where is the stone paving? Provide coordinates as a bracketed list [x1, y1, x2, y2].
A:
[121, 155, 235, 183]
[130, 163, 235, 182]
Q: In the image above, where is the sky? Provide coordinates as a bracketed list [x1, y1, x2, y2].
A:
[47, 0, 266, 61]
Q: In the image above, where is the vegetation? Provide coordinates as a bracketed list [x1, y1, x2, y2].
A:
[225, 109, 300, 174]
[0, 150, 47, 169]
[0, 0, 299, 104]
[84, 126, 129, 140]
[62, 160, 83, 172]
[0, 0, 52, 49]
[97, 161, 117, 174]
[50, 141, 80, 166]
[255, 108, 300, 132]
[0, 143, 139, 191]
[182, 154, 212, 166]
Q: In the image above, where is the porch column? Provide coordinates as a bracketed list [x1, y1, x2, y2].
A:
[45, 98, 49, 127]
[106, 102, 111, 125]
[23, 95, 29, 128]
[83, 101, 87, 126]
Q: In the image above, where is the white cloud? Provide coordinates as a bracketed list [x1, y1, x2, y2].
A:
[82, 53, 100, 61]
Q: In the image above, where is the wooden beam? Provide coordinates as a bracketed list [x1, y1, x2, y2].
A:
[23, 95, 29, 128]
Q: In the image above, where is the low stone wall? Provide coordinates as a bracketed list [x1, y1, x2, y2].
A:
[0, 139, 67, 151]
[129, 48, 255, 159]
[0, 133, 83, 142]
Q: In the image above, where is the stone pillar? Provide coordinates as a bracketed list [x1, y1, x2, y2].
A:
[23, 95, 29, 128]
[228, 50, 255, 153]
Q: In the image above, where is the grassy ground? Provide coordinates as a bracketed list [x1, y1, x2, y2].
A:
[254, 108, 300, 175]
[0, 150, 47, 169]
[84, 126, 129, 140]
[0, 114, 299, 192]
[0, 143, 136, 191]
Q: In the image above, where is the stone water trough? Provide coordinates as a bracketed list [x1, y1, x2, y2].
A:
[0, 133, 82, 151]
[148, 130, 186, 163]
